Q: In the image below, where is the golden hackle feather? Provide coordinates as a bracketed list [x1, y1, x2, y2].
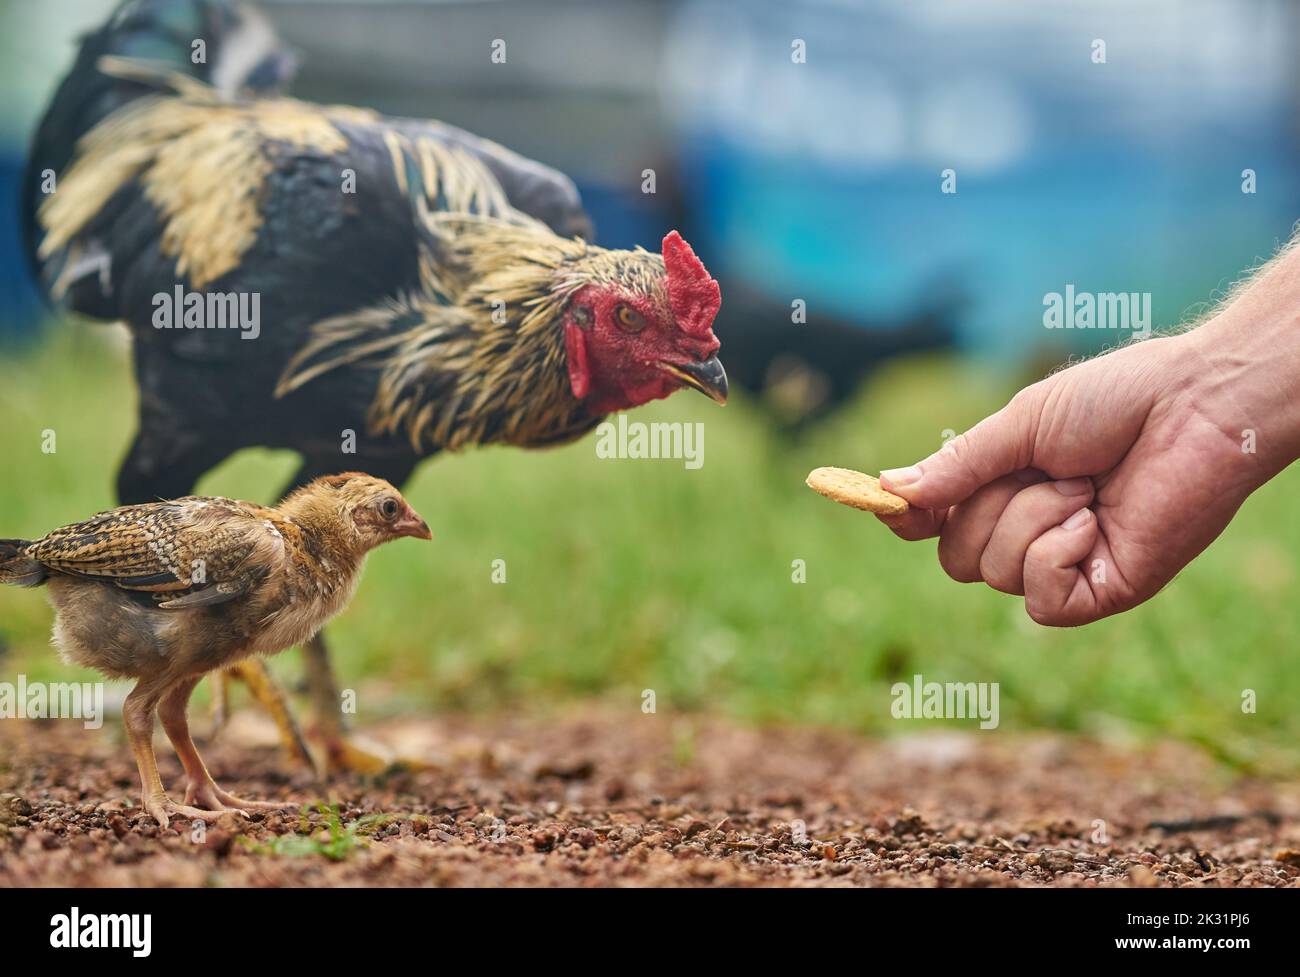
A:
[381, 129, 520, 221]
[278, 211, 672, 453]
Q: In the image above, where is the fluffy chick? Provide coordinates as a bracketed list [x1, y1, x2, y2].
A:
[0, 473, 430, 827]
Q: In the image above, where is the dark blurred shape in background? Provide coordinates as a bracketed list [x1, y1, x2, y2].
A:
[4, 0, 1300, 423]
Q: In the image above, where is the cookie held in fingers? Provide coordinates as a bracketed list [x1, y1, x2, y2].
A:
[805, 467, 910, 516]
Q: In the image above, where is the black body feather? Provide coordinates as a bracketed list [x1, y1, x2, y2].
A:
[24, 0, 594, 504]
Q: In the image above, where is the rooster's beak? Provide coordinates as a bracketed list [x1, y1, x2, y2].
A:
[659, 355, 728, 405]
[395, 505, 432, 541]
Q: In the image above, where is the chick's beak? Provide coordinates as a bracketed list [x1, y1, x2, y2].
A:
[395, 504, 432, 541]
[659, 355, 728, 405]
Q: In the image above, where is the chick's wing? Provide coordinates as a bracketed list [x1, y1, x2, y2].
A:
[25, 497, 281, 606]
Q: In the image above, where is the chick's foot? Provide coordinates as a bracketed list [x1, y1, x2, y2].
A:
[142, 793, 236, 830]
[184, 778, 298, 815]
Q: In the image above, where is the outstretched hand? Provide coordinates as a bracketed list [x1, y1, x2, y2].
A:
[876, 317, 1300, 625]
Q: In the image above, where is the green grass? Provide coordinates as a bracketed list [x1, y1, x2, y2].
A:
[242, 805, 416, 860]
[2, 328, 1298, 768]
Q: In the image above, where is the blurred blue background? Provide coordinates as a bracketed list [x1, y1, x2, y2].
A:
[3, 0, 1299, 388]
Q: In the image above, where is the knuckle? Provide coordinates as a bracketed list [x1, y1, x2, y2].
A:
[979, 551, 1022, 595]
[941, 430, 972, 460]
[1024, 600, 1061, 627]
[1006, 387, 1043, 458]
[937, 537, 980, 583]
[1010, 376, 1051, 417]
[940, 432, 982, 481]
[1007, 384, 1039, 414]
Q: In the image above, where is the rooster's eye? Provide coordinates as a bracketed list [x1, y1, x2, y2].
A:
[614, 304, 646, 332]
[380, 498, 399, 520]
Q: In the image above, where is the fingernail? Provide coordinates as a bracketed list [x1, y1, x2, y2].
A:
[1061, 507, 1092, 530]
[1053, 478, 1092, 496]
[880, 466, 921, 489]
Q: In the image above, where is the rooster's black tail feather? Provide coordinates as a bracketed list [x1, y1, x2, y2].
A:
[22, 0, 297, 299]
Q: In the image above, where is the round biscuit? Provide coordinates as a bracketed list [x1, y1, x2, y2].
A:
[805, 467, 909, 515]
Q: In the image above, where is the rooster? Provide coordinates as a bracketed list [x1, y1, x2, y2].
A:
[24, 0, 726, 774]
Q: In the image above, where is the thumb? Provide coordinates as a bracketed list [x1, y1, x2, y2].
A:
[880, 393, 1035, 509]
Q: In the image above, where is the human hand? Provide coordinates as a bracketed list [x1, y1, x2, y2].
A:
[877, 321, 1300, 626]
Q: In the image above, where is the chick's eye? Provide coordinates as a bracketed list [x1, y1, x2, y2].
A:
[614, 304, 645, 332]
[380, 498, 399, 519]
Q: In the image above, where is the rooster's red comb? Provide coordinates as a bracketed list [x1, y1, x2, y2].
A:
[663, 231, 721, 338]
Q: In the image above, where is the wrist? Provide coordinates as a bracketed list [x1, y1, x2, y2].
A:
[1180, 303, 1300, 479]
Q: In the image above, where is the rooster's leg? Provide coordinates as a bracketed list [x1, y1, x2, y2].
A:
[124, 677, 226, 828]
[209, 665, 231, 734]
[224, 660, 318, 772]
[158, 674, 299, 814]
[304, 632, 434, 775]
[304, 632, 387, 775]
[279, 455, 431, 775]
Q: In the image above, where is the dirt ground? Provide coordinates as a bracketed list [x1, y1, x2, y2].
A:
[1, 707, 1298, 887]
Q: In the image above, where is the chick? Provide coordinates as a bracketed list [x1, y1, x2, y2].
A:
[0, 473, 430, 827]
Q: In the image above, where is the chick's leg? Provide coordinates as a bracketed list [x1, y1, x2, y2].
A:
[124, 677, 226, 829]
[158, 675, 298, 814]
[223, 660, 317, 772]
